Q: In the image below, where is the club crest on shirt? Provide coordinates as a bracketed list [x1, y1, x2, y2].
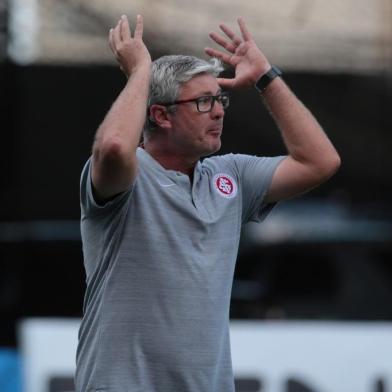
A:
[213, 173, 238, 199]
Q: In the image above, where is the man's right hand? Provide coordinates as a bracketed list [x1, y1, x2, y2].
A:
[109, 14, 151, 77]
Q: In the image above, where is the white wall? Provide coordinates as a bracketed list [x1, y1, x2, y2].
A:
[19, 319, 392, 392]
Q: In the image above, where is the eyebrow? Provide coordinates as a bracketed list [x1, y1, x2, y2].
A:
[198, 89, 222, 96]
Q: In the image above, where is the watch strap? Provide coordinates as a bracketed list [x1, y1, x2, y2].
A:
[255, 66, 282, 93]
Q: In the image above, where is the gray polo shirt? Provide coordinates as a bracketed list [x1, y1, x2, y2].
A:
[75, 148, 285, 392]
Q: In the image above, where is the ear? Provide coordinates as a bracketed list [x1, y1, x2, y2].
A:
[149, 104, 173, 130]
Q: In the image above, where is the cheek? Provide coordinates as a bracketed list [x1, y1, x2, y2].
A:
[173, 112, 210, 139]
[192, 116, 210, 132]
[182, 118, 205, 136]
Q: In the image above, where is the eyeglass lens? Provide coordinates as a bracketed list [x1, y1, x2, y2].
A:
[197, 94, 229, 112]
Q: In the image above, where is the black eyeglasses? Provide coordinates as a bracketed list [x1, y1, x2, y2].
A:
[160, 92, 230, 113]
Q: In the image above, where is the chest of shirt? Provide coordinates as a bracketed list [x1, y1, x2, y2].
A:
[130, 164, 242, 229]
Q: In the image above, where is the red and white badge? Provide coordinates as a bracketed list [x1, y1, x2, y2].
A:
[213, 173, 237, 199]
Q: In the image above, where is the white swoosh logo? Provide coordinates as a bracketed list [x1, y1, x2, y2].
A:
[158, 181, 175, 187]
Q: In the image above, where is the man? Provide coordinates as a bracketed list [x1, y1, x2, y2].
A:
[75, 14, 340, 392]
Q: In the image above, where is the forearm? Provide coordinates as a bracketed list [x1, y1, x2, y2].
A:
[261, 77, 340, 175]
[93, 66, 150, 158]
[91, 65, 150, 199]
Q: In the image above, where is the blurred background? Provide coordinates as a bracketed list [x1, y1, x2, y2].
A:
[1, 0, 392, 391]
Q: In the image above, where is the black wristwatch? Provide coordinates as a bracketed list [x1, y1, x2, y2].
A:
[255, 66, 282, 93]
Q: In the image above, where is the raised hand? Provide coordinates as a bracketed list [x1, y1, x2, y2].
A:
[205, 18, 271, 89]
[109, 14, 151, 77]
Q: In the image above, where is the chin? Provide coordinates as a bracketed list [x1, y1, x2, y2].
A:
[201, 141, 221, 157]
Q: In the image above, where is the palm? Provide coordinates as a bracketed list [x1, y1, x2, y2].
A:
[205, 18, 270, 89]
[109, 15, 151, 77]
[229, 43, 263, 87]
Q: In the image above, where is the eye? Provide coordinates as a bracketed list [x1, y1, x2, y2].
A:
[218, 94, 229, 107]
[197, 96, 212, 105]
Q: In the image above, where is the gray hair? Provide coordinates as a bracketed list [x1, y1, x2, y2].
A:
[144, 55, 223, 136]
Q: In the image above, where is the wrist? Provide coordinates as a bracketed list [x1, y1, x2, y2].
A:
[255, 66, 282, 94]
[126, 63, 151, 82]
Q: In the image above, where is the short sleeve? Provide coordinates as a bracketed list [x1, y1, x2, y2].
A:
[229, 154, 286, 223]
[80, 157, 133, 218]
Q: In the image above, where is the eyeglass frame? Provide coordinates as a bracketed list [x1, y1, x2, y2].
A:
[159, 91, 230, 113]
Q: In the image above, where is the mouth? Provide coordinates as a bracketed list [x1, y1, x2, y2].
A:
[208, 130, 221, 136]
[208, 125, 223, 136]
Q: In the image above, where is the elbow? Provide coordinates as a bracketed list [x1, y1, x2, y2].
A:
[93, 137, 130, 166]
[317, 151, 341, 182]
[327, 151, 341, 177]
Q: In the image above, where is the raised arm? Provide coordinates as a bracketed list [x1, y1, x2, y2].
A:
[205, 18, 341, 202]
[91, 15, 151, 201]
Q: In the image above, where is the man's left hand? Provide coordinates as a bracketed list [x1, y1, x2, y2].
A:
[205, 18, 271, 89]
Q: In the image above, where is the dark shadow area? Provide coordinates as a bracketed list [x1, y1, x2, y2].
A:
[1, 62, 392, 347]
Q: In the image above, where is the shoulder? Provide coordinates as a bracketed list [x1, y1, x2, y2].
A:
[202, 153, 286, 193]
[202, 153, 280, 174]
[202, 153, 239, 171]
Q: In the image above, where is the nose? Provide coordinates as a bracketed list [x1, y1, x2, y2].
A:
[210, 99, 225, 119]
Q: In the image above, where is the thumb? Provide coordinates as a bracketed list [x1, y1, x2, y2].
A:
[217, 77, 236, 89]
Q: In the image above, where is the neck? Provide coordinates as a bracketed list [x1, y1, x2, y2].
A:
[143, 142, 198, 177]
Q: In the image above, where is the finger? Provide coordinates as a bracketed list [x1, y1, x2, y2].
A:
[120, 15, 131, 40]
[117, 18, 124, 41]
[108, 28, 116, 53]
[134, 14, 144, 40]
[209, 31, 236, 54]
[216, 77, 235, 89]
[219, 23, 242, 46]
[205, 47, 233, 64]
[113, 20, 122, 45]
[109, 29, 121, 64]
[237, 17, 252, 41]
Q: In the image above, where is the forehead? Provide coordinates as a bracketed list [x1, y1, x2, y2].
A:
[179, 73, 220, 98]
